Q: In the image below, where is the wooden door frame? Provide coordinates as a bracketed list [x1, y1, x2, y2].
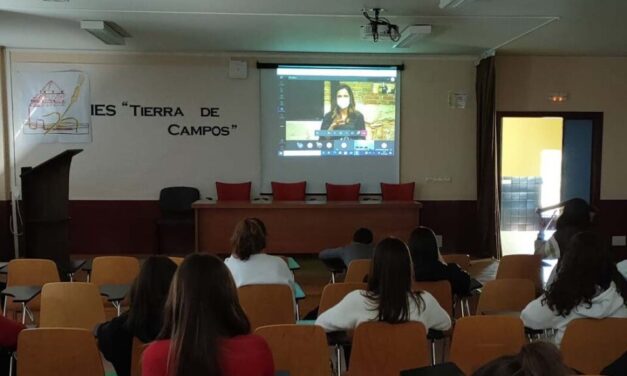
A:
[497, 111, 603, 209]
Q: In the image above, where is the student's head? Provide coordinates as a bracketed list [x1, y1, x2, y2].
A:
[333, 84, 356, 113]
[352, 227, 373, 245]
[367, 237, 423, 323]
[472, 342, 571, 376]
[231, 218, 267, 260]
[556, 198, 592, 230]
[545, 231, 627, 316]
[160, 254, 250, 376]
[408, 226, 441, 267]
[126, 256, 177, 336]
[250, 217, 267, 236]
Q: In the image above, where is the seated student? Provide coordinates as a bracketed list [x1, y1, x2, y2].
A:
[97, 256, 177, 376]
[315, 237, 451, 332]
[521, 231, 627, 346]
[535, 198, 593, 260]
[142, 254, 274, 376]
[408, 226, 472, 297]
[0, 315, 25, 350]
[319, 227, 374, 268]
[472, 342, 572, 376]
[224, 218, 294, 289]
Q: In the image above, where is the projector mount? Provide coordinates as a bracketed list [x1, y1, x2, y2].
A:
[362, 8, 400, 42]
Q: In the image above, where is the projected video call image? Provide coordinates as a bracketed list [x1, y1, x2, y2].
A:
[274, 66, 399, 157]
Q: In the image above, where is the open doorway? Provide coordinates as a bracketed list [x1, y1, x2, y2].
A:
[498, 112, 602, 256]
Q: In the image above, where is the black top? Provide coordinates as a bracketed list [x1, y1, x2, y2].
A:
[320, 111, 366, 140]
[414, 262, 472, 297]
[96, 312, 162, 376]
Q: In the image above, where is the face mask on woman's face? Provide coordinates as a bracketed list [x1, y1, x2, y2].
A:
[336, 90, 351, 109]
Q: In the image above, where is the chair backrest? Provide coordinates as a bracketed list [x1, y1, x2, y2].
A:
[319, 283, 367, 314]
[159, 186, 200, 213]
[412, 280, 454, 317]
[255, 325, 331, 376]
[7, 258, 60, 286]
[271, 181, 307, 201]
[90, 256, 140, 286]
[39, 282, 106, 329]
[449, 316, 526, 376]
[476, 279, 536, 315]
[168, 256, 185, 266]
[130, 337, 149, 376]
[237, 284, 295, 330]
[442, 254, 471, 270]
[216, 181, 252, 201]
[345, 259, 371, 283]
[349, 321, 430, 375]
[496, 255, 543, 294]
[325, 183, 361, 201]
[6, 258, 61, 312]
[561, 318, 627, 375]
[17, 328, 104, 376]
[380, 182, 415, 201]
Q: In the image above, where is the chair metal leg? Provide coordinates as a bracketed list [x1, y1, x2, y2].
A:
[3, 296, 7, 316]
[295, 302, 300, 321]
[460, 299, 466, 317]
[331, 273, 336, 284]
[335, 345, 342, 376]
[68, 273, 74, 282]
[21, 303, 26, 324]
[430, 341, 436, 365]
[465, 299, 471, 315]
[25, 307, 34, 323]
[9, 353, 14, 376]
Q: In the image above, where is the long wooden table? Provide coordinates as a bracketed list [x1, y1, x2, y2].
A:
[193, 200, 422, 254]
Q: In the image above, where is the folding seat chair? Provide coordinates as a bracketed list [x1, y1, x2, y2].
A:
[380, 182, 415, 201]
[91, 256, 140, 317]
[348, 321, 430, 375]
[412, 280, 454, 364]
[255, 325, 331, 376]
[448, 316, 526, 375]
[17, 328, 104, 376]
[4, 259, 60, 324]
[344, 260, 371, 283]
[39, 282, 105, 330]
[237, 284, 295, 330]
[476, 279, 535, 315]
[496, 255, 543, 295]
[561, 318, 627, 375]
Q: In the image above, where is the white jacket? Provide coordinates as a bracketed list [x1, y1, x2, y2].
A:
[521, 282, 627, 346]
[224, 253, 295, 289]
[315, 290, 451, 332]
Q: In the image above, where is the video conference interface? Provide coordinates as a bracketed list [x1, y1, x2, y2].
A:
[271, 66, 400, 157]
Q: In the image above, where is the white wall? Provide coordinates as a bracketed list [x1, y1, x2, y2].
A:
[5, 51, 478, 200]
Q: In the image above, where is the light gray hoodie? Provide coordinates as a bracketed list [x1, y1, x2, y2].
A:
[521, 282, 627, 346]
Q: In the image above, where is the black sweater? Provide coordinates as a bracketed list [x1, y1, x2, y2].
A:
[414, 262, 472, 297]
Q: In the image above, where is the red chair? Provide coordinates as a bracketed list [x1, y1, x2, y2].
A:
[326, 183, 360, 201]
[216, 181, 251, 201]
[381, 182, 415, 201]
[271, 181, 306, 201]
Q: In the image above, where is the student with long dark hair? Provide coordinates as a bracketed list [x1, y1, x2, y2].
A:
[315, 237, 451, 332]
[472, 342, 572, 376]
[408, 226, 471, 296]
[521, 231, 627, 346]
[224, 218, 294, 289]
[536, 198, 593, 260]
[97, 256, 177, 376]
[141, 254, 274, 376]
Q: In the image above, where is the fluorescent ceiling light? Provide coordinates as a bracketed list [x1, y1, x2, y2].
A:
[393, 25, 432, 48]
[80, 20, 130, 45]
[439, 0, 470, 8]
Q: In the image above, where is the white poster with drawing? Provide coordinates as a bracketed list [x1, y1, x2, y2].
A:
[13, 71, 91, 143]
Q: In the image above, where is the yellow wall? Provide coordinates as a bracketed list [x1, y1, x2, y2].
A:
[502, 117, 562, 177]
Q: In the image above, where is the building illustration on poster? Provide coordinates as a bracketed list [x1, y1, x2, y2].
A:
[15, 71, 91, 143]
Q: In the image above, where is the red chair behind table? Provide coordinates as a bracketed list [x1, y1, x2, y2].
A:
[326, 183, 360, 201]
[271, 181, 307, 201]
[216, 181, 252, 201]
[381, 182, 415, 201]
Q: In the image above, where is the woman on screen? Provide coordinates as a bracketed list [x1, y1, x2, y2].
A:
[320, 84, 366, 140]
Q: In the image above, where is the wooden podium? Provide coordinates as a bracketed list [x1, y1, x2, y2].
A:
[20, 149, 82, 271]
[193, 200, 422, 254]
